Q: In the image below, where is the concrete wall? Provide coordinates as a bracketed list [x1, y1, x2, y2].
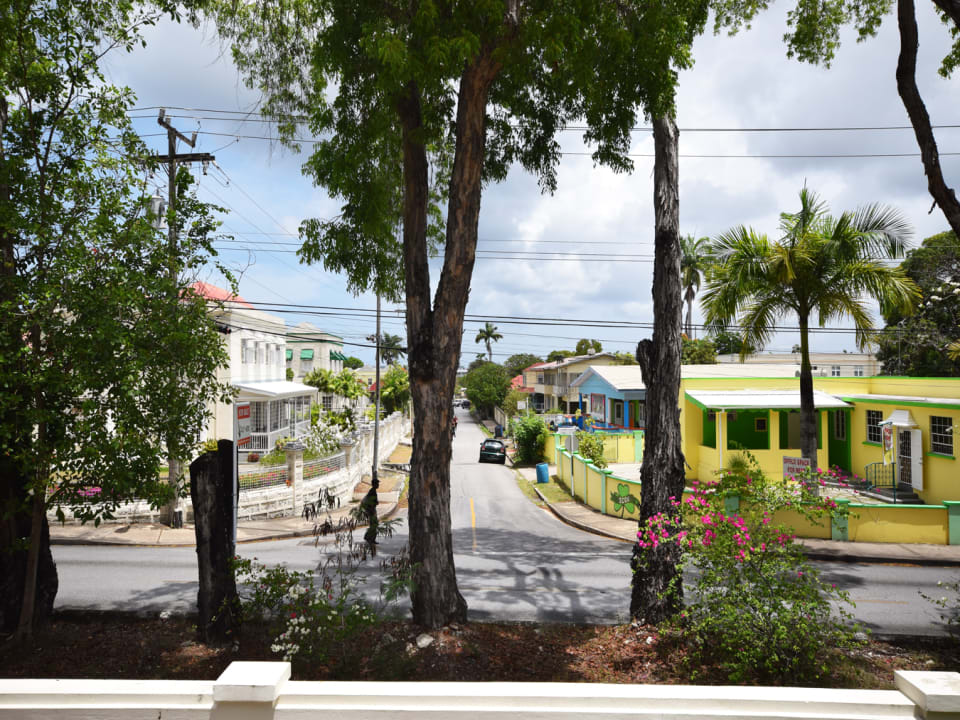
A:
[3, 661, 957, 720]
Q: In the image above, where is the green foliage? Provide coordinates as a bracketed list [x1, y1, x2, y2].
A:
[546, 350, 575, 363]
[876, 232, 960, 376]
[0, 0, 233, 530]
[367, 333, 406, 366]
[232, 512, 412, 671]
[343, 355, 364, 370]
[681, 337, 717, 364]
[463, 362, 510, 418]
[919, 576, 960, 637]
[378, 365, 410, 414]
[511, 415, 547, 464]
[575, 431, 608, 469]
[710, 330, 754, 356]
[323, 409, 356, 433]
[502, 389, 530, 418]
[635, 454, 861, 683]
[575, 339, 602, 355]
[611, 351, 639, 365]
[202, 439, 220, 454]
[503, 353, 542, 379]
[286, 368, 295, 381]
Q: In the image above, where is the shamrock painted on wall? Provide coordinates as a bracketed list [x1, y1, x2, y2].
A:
[611, 482, 639, 517]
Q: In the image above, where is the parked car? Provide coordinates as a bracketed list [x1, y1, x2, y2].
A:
[460, 399, 470, 409]
[478, 439, 506, 464]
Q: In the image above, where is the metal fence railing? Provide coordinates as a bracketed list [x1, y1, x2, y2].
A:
[239, 463, 289, 491]
[304, 452, 346, 480]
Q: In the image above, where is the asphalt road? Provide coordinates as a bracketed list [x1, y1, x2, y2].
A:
[52, 408, 958, 635]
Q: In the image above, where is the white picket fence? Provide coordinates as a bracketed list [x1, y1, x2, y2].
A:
[1, 661, 958, 720]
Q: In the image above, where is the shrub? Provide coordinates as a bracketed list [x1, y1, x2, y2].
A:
[575, 430, 607, 469]
[246, 452, 260, 463]
[512, 414, 547, 464]
[920, 576, 960, 637]
[635, 454, 861, 683]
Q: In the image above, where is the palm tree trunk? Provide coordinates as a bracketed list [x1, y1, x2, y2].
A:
[631, 113, 685, 623]
[684, 288, 695, 339]
[798, 315, 818, 468]
[486, 340, 492, 362]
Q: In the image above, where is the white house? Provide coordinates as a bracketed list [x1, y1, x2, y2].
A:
[285, 321, 346, 384]
[193, 282, 316, 457]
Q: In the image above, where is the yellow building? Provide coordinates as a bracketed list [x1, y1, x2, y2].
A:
[574, 364, 960, 506]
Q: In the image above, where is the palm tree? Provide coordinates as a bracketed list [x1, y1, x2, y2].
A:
[680, 235, 710, 338]
[367, 332, 406, 365]
[702, 187, 919, 466]
[475, 322, 503, 362]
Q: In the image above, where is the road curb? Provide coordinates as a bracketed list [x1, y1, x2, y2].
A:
[532, 486, 632, 544]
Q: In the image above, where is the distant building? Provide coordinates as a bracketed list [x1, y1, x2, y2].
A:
[716, 352, 882, 378]
[521, 352, 619, 413]
[192, 282, 315, 457]
[285, 322, 346, 381]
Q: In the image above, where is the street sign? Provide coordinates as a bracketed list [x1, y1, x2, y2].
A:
[782, 455, 811, 479]
[236, 402, 251, 448]
[517, 400, 527, 410]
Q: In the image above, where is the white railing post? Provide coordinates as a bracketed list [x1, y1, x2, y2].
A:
[211, 661, 290, 720]
[895, 670, 960, 719]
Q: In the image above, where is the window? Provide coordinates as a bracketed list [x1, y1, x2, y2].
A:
[251, 402, 268, 433]
[834, 410, 846, 441]
[707, 411, 716, 423]
[831, 365, 841, 377]
[269, 400, 282, 431]
[242, 340, 254, 365]
[322, 394, 333, 411]
[854, 365, 864, 377]
[727, 411, 738, 422]
[301, 358, 312, 374]
[536, 373, 544, 384]
[866, 410, 883, 443]
[931, 415, 954, 455]
[755, 417, 768, 432]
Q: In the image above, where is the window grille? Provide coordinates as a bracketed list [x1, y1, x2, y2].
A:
[931, 415, 953, 455]
[831, 365, 841, 377]
[854, 366, 864, 377]
[834, 410, 846, 441]
[866, 410, 882, 443]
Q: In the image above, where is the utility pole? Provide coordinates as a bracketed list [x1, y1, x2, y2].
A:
[156, 109, 215, 527]
[363, 293, 382, 548]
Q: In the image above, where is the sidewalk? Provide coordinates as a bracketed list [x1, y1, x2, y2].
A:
[515, 465, 960, 567]
[49, 492, 400, 547]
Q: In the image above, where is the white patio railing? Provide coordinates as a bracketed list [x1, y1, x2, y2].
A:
[1, 662, 957, 720]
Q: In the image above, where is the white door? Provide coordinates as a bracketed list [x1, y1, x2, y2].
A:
[910, 428, 923, 492]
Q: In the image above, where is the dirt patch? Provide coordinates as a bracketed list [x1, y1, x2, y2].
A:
[388, 444, 412, 464]
[2, 614, 956, 686]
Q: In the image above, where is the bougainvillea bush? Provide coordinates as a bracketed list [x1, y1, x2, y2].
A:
[636, 454, 861, 682]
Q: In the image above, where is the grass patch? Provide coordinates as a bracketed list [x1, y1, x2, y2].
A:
[388, 444, 412, 464]
[514, 469, 575, 506]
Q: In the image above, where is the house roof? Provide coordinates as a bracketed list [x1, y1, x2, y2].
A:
[190, 281, 253, 309]
[510, 375, 534, 392]
[840, 393, 960, 410]
[528, 352, 617, 371]
[685, 389, 851, 411]
[234, 380, 317, 398]
[571, 362, 801, 390]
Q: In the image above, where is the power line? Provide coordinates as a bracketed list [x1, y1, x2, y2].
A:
[129, 107, 960, 134]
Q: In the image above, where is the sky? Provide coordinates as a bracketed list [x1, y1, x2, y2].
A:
[102, 4, 960, 370]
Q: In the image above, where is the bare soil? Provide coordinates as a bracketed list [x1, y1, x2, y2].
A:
[2, 613, 955, 687]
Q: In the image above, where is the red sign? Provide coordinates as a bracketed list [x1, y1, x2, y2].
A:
[236, 403, 251, 448]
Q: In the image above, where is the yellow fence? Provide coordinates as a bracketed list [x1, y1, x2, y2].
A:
[551, 449, 956, 545]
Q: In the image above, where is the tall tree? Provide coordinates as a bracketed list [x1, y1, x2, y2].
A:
[680, 235, 710, 338]
[475, 322, 503, 362]
[0, 0, 230, 639]
[770, 0, 960, 237]
[211, 0, 710, 627]
[575, 338, 603, 354]
[702, 188, 919, 466]
[503, 352, 542, 379]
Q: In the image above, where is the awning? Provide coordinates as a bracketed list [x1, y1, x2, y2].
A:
[285, 349, 292, 361]
[300, 349, 314, 360]
[332, 350, 346, 361]
[686, 389, 851, 411]
[234, 380, 317, 398]
[878, 409, 918, 428]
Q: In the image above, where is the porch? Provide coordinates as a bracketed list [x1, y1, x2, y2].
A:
[234, 380, 316, 457]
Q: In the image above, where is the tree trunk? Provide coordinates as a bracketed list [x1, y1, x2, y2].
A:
[798, 316, 818, 468]
[684, 288, 695, 338]
[896, 0, 960, 237]
[190, 440, 240, 643]
[400, 46, 502, 628]
[630, 114, 686, 623]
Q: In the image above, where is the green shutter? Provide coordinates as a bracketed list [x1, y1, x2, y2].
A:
[285, 349, 292, 360]
[300, 349, 314, 360]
